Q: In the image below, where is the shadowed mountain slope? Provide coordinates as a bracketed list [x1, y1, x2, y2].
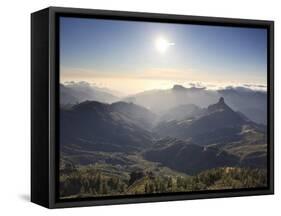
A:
[60, 101, 156, 153]
[154, 97, 265, 146]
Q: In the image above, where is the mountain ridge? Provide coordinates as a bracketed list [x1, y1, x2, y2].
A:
[154, 97, 264, 146]
[60, 100, 155, 154]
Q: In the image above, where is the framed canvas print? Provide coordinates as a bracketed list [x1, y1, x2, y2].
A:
[31, 7, 274, 208]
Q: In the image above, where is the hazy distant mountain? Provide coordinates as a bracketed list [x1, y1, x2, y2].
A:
[60, 101, 155, 153]
[218, 87, 267, 124]
[61, 82, 266, 124]
[125, 85, 218, 113]
[159, 104, 205, 122]
[125, 84, 267, 125]
[60, 82, 119, 105]
[154, 97, 266, 146]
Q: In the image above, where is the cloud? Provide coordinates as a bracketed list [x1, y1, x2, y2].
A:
[60, 66, 267, 94]
[177, 81, 267, 92]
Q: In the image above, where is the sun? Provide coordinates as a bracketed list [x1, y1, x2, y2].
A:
[155, 37, 174, 53]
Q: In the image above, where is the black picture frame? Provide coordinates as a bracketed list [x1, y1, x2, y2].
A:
[31, 6, 274, 209]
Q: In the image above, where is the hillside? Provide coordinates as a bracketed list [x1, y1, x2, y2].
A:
[59, 95, 267, 199]
[143, 137, 239, 175]
[60, 165, 267, 198]
[60, 82, 119, 105]
[154, 97, 266, 146]
[60, 101, 155, 153]
[125, 85, 267, 124]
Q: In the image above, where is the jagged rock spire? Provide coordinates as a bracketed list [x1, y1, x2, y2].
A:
[218, 97, 225, 104]
[172, 84, 186, 91]
[207, 97, 231, 113]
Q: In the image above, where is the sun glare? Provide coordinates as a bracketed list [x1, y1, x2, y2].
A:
[155, 37, 174, 53]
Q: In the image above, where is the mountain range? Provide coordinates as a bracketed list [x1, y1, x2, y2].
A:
[60, 82, 120, 105]
[154, 97, 266, 145]
[60, 94, 267, 175]
[60, 100, 155, 153]
[125, 84, 267, 125]
[61, 82, 267, 124]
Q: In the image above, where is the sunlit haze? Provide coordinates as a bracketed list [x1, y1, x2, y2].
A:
[60, 17, 267, 95]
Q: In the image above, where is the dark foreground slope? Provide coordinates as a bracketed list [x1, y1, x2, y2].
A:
[60, 165, 267, 198]
[143, 138, 238, 175]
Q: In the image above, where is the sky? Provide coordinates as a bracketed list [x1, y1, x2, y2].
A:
[60, 17, 267, 94]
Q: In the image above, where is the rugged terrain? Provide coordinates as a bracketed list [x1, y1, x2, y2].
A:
[59, 84, 268, 199]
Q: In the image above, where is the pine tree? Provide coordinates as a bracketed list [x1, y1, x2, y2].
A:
[168, 177, 173, 189]
[145, 183, 149, 193]
[102, 182, 109, 194]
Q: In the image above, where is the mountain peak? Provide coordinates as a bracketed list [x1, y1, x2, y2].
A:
[207, 97, 231, 113]
[172, 85, 186, 91]
[72, 100, 109, 112]
[218, 97, 225, 104]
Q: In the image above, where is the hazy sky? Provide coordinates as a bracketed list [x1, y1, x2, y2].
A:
[60, 17, 267, 94]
